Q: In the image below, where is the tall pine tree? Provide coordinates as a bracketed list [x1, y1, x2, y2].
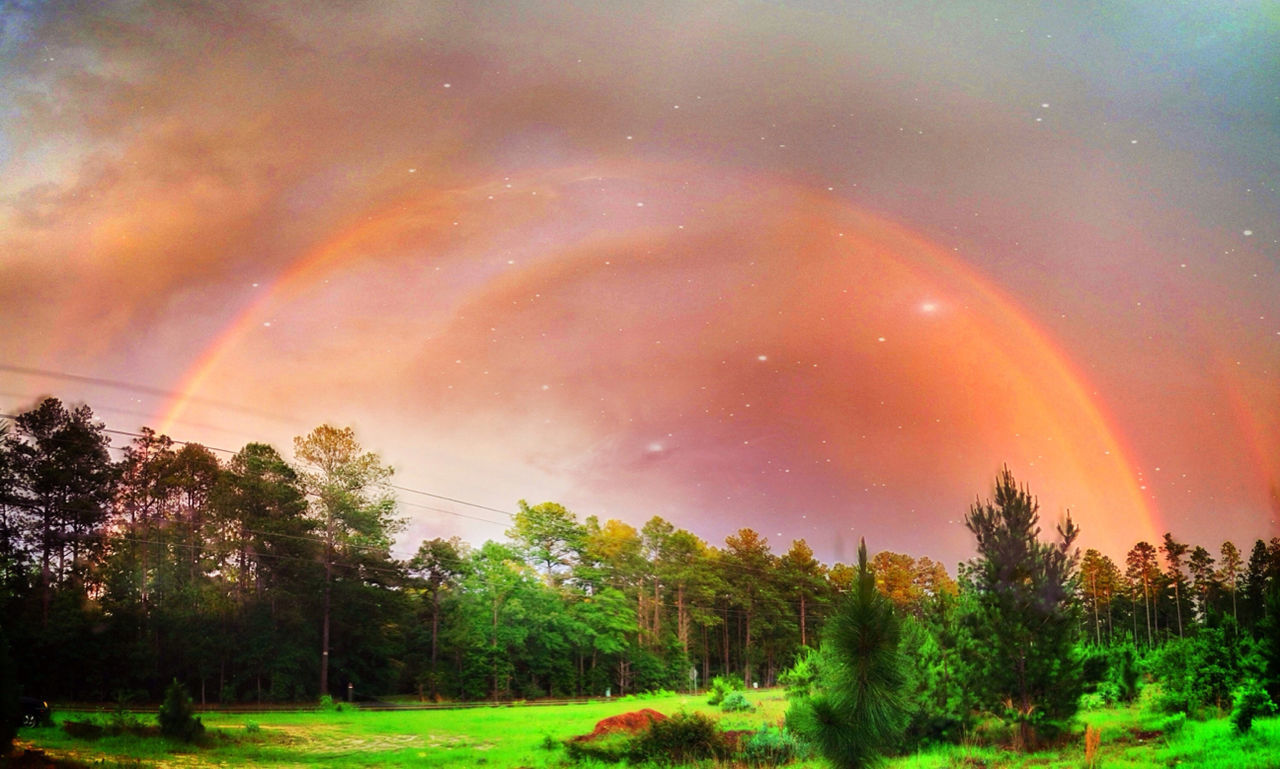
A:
[787, 538, 907, 769]
[963, 467, 1081, 750]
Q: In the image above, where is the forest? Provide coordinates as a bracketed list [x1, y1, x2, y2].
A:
[1, 396, 1278, 755]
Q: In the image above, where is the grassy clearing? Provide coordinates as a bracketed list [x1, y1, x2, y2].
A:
[13, 689, 1280, 768]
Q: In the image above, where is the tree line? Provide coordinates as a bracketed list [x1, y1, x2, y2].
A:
[1, 396, 1278, 726]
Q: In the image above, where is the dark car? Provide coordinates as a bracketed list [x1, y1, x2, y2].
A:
[18, 696, 50, 728]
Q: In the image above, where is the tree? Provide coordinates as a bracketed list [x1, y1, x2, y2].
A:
[9, 399, 114, 625]
[1218, 541, 1242, 624]
[508, 500, 584, 587]
[293, 425, 400, 696]
[722, 528, 781, 687]
[1186, 545, 1216, 622]
[408, 537, 466, 698]
[1125, 541, 1159, 647]
[1161, 533, 1189, 638]
[962, 467, 1081, 750]
[783, 539, 827, 648]
[787, 539, 907, 768]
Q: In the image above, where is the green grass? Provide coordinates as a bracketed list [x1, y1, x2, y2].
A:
[13, 689, 1280, 768]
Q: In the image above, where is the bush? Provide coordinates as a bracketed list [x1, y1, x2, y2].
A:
[564, 732, 631, 763]
[1231, 682, 1277, 734]
[318, 693, 343, 712]
[778, 648, 820, 699]
[629, 711, 727, 764]
[741, 725, 810, 766]
[1158, 712, 1186, 737]
[157, 679, 204, 742]
[720, 691, 752, 712]
[707, 674, 744, 706]
[1110, 644, 1141, 703]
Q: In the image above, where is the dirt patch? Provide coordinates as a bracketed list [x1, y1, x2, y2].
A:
[571, 709, 667, 742]
[1106, 726, 1164, 747]
[719, 729, 754, 751]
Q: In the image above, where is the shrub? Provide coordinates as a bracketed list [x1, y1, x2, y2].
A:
[1110, 644, 1141, 703]
[778, 648, 821, 699]
[629, 711, 727, 764]
[720, 691, 752, 712]
[1079, 692, 1106, 711]
[157, 679, 204, 742]
[564, 732, 631, 763]
[1158, 712, 1186, 737]
[318, 693, 343, 712]
[1231, 681, 1277, 734]
[707, 674, 744, 706]
[741, 725, 810, 766]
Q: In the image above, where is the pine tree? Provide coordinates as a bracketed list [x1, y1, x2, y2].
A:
[962, 467, 1081, 750]
[787, 539, 907, 768]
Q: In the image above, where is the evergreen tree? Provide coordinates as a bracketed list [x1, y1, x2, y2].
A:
[293, 425, 401, 696]
[787, 539, 907, 769]
[962, 467, 1081, 750]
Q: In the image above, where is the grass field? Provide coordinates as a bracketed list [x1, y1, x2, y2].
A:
[12, 688, 1280, 768]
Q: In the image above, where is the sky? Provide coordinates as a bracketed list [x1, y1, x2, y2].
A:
[0, 0, 1276, 569]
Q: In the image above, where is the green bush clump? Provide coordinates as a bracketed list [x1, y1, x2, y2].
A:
[720, 691, 752, 712]
[1231, 681, 1277, 734]
[741, 725, 810, 766]
[707, 674, 744, 706]
[157, 679, 204, 742]
[564, 732, 631, 763]
[778, 648, 820, 699]
[629, 711, 727, 764]
[1158, 712, 1186, 737]
[318, 693, 343, 712]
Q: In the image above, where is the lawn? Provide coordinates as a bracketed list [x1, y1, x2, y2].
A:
[12, 689, 1280, 768]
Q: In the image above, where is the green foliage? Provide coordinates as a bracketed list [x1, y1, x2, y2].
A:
[1149, 627, 1250, 714]
[778, 647, 820, 699]
[157, 679, 204, 742]
[1159, 711, 1187, 736]
[707, 674, 744, 705]
[899, 598, 975, 748]
[961, 468, 1082, 749]
[1231, 681, 1276, 734]
[720, 690, 752, 712]
[787, 539, 907, 769]
[1259, 570, 1280, 704]
[629, 710, 727, 764]
[0, 628, 18, 754]
[741, 725, 811, 766]
[1110, 643, 1142, 703]
[564, 731, 631, 763]
[317, 693, 343, 712]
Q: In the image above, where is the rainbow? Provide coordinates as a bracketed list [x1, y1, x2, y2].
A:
[157, 164, 1164, 551]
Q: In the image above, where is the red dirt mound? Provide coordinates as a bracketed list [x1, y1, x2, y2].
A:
[572, 708, 668, 742]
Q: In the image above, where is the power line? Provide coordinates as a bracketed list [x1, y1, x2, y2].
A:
[0, 410, 519, 528]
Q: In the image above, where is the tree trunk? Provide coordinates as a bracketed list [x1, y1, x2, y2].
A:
[320, 555, 332, 696]
[800, 591, 807, 648]
[1173, 580, 1183, 638]
[430, 587, 441, 698]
